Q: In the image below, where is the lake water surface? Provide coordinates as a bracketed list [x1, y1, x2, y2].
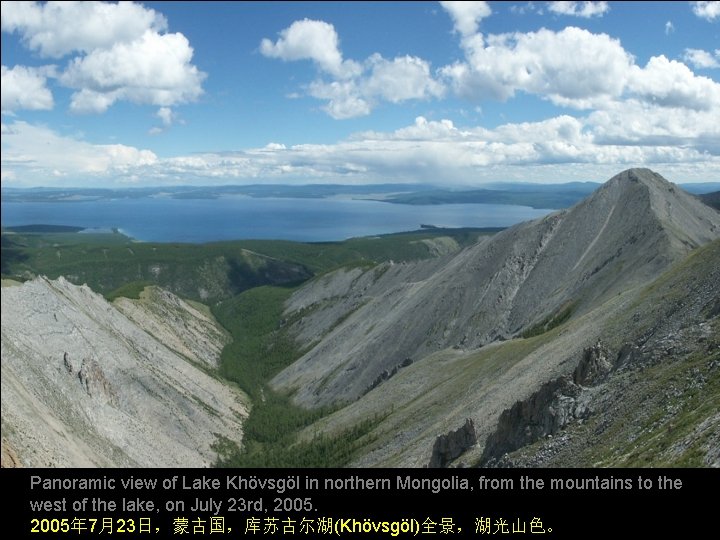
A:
[1, 196, 552, 243]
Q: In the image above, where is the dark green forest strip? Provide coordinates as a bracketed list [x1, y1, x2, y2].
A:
[212, 284, 387, 467]
[213, 285, 299, 397]
[1, 227, 492, 300]
[520, 301, 576, 339]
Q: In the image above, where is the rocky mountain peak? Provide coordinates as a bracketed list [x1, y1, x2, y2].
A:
[577, 167, 718, 251]
[606, 167, 672, 189]
[593, 168, 679, 206]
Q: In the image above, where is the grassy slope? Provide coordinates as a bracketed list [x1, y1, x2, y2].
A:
[588, 343, 718, 467]
[579, 240, 719, 467]
[508, 328, 719, 468]
[293, 313, 579, 467]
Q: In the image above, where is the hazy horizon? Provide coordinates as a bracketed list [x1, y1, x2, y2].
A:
[2, 178, 719, 192]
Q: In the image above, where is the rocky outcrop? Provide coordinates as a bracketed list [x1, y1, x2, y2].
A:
[481, 341, 620, 465]
[574, 340, 613, 386]
[1, 276, 247, 467]
[364, 358, 413, 395]
[480, 378, 584, 465]
[63, 351, 118, 402]
[497, 317, 719, 468]
[428, 418, 477, 468]
[76, 357, 118, 404]
[479, 237, 720, 468]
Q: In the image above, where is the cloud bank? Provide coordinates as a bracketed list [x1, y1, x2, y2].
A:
[0, 1, 204, 114]
[260, 18, 444, 119]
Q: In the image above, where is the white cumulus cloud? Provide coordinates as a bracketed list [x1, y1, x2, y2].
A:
[441, 26, 633, 107]
[260, 18, 359, 78]
[1, 1, 204, 116]
[1, 64, 55, 112]
[683, 48, 720, 69]
[1, 121, 157, 183]
[0, 0, 167, 58]
[59, 30, 205, 113]
[628, 55, 720, 110]
[261, 19, 444, 119]
[362, 54, 445, 103]
[588, 98, 720, 150]
[308, 80, 371, 120]
[548, 1, 610, 18]
[4, 110, 719, 187]
[439, 17, 720, 117]
[439, 1, 492, 36]
[691, 1, 720, 21]
[170, 113, 718, 184]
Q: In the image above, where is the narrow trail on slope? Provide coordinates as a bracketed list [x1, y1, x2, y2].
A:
[572, 203, 616, 272]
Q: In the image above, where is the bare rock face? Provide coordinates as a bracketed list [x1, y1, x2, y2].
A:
[428, 418, 477, 468]
[1, 277, 247, 467]
[480, 377, 583, 465]
[77, 357, 118, 404]
[114, 286, 230, 369]
[574, 340, 613, 386]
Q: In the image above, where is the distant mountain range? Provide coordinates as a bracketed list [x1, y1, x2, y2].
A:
[3, 181, 719, 210]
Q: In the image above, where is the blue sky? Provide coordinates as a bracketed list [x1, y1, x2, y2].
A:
[1, 1, 719, 187]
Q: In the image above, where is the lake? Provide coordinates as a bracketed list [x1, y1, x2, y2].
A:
[0, 196, 553, 243]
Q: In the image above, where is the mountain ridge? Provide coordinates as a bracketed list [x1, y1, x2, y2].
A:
[271, 169, 720, 408]
[1, 278, 247, 467]
[294, 240, 718, 468]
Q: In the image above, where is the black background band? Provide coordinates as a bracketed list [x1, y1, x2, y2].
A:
[4, 467, 715, 538]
